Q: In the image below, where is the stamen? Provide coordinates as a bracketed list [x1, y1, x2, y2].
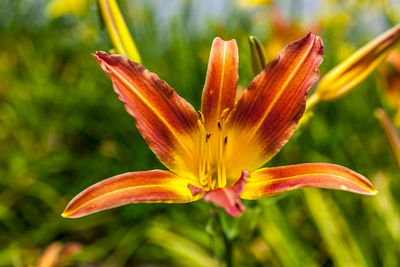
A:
[216, 119, 227, 188]
[197, 111, 205, 124]
[206, 134, 212, 190]
[221, 107, 231, 120]
[198, 117, 208, 189]
[206, 133, 211, 142]
[197, 112, 228, 190]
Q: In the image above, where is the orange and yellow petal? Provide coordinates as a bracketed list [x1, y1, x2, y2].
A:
[201, 37, 238, 131]
[94, 52, 199, 178]
[241, 163, 377, 200]
[224, 33, 324, 180]
[62, 170, 201, 218]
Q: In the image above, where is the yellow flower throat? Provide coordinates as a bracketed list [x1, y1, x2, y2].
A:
[197, 110, 229, 191]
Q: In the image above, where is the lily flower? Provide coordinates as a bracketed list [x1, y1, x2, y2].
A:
[62, 33, 376, 218]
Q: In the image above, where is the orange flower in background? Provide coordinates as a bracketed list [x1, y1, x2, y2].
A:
[62, 33, 376, 218]
[379, 50, 400, 126]
[36, 242, 82, 267]
[264, 5, 320, 61]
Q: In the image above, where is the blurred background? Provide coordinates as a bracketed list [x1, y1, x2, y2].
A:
[1, 0, 400, 266]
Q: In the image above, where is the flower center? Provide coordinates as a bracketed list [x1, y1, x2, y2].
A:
[197, 110, 229, 190]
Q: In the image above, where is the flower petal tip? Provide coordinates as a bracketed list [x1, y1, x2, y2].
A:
[93, 51, 124, 67]
[213, 36, 236, 43]
[365, 188, 378, 195]
[61, 211, 77, 219]
[61, 207, 80, 219]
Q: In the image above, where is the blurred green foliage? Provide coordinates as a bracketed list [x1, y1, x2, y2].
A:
[1, 0, 400, 266]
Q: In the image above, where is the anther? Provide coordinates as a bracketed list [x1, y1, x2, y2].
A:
[197, 111, 205, 124]
[221, 108, 230, 119]
[224, 136, 228, 145]
[217, 121, 222, 130]
[206, 133, 211, 142]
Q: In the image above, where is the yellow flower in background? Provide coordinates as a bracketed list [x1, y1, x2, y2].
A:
[62, 34, 376, 219]
[239, 0, 273, 7]
[46, 0, 91, 18]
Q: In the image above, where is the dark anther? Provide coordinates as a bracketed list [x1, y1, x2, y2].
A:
[217, 121, 222, 130]
[197, 111, 205, 124]
[224, 136, 228, 145]
[206, 133, 211, 142]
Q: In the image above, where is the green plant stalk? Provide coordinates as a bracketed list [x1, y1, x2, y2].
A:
[216, 210, 238, 267]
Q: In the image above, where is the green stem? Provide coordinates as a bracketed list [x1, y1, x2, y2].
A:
[222, 229, 233, 267]
[217, 212, 234, 267]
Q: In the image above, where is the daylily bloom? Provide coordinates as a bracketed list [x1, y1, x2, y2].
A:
[63, 33, 376, 218]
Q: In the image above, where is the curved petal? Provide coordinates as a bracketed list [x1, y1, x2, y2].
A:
[94, 52, 199, 178]
[62, 170, 201, 218]
[224, 33, 324, 180]
[241, 163, 377, 200]
[201, 37, 238, 131]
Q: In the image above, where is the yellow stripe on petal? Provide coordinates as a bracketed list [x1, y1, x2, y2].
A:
[98, 0, 141, 63]
[224, 33, 323, 181]
[241, 163, 377, 200]
[62, 170, 201, 218]
[201, 37, 238, 132]
[94, 52, 199, 178]
[309, 23, 400, 106]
